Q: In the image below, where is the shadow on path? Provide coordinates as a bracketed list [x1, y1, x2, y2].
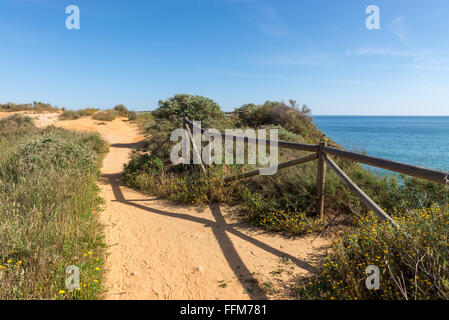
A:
[110, 141, 145, 150]
[103, 173, 318, 300]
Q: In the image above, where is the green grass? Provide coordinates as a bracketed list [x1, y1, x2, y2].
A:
[0, 114, 109, 299]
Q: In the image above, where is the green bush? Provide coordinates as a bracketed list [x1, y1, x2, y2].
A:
[133, 112, 155, 131]
[92, 111, 117, 122]
[14, 133, 97, 172]
[153, 94, 225, 126]
[127, 111, 138, 121]
[113, 104, 128, 116]
[235, 100, 321, 141]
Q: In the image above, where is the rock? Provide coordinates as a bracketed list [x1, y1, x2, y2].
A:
[196, 266, 204, 273]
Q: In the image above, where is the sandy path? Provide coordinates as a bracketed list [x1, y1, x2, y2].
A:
[0, 111, 61, 128]
[23, 114, 332, 300]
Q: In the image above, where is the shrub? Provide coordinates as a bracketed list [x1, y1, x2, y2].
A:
[59, 108, 98, 120]
[298, 204, 449, 300]
[0, 114, 36, 137]
[14, 133, 97, 172]
[92, 111, 117, 122]
[59, 110, 81, 120]
[234, 100, 320, 140]
[134, 112, 155, 132]
[153, 94, 225, 125]
[0, 102, 59, 113]
[113, 104, 128, 116]
[127, 111, 138, 121]
[243, 192, 323, 235]
[77, 108, 98, 117]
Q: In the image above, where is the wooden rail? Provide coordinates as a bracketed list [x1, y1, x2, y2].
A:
[184, 119, 319, 152]
[224, 153, 318, 183]
[322, 154, 399, 227]
[183, 118, 449, 226]
[322, 146, 449, 185]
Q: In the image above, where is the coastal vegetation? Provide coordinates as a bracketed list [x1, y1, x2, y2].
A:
[1, 96, 447, 300]
[0, 114, 108, 299]
[298, 204, 449, 299]
[0, 102, 59, 113]
[59, 104, 134, 122]
[124, 93, 449, 299]
[92, 110, 117, 122]
[59, 108, 98, 120]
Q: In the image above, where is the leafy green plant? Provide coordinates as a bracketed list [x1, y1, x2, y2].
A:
[153, 94, 225, 126]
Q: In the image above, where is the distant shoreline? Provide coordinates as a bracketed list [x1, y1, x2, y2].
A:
[313, 115, 449, 117]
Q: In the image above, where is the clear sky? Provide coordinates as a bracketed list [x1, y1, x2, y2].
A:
[1, 0, 449, 115]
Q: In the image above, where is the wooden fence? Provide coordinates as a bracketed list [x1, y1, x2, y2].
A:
[184, 118, 449, 227]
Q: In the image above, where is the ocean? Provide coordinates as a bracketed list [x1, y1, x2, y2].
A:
[313, 116, 449, 173]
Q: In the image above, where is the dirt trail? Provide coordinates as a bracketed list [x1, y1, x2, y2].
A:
[14, 113, 332, 300]
[0, 111, 61, 128]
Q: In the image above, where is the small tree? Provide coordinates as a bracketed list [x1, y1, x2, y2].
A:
[153, 94, 225, 124]
[114, 104, 128, 116]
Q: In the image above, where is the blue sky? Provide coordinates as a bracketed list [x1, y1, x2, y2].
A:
[1, 0, 449, 115]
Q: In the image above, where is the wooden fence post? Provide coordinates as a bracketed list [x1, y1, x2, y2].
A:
[184, 121, 207, 174]
[316, 141, 327, 220]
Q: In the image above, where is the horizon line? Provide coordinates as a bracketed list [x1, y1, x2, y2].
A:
[312, 114, 449, 117]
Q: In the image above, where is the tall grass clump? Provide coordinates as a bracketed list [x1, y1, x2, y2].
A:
[0, 114, 109, 300]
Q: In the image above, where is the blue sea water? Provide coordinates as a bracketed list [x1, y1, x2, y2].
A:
[313, 116, 449, 173]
